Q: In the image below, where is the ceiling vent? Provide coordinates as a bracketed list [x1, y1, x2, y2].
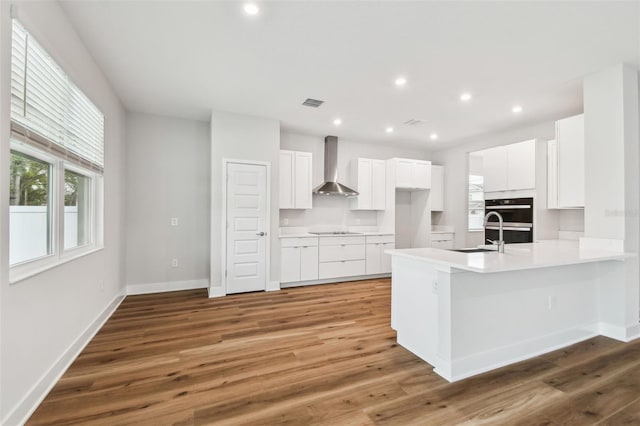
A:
[403, 118, 427, 126]
[302, 98, 324, 108]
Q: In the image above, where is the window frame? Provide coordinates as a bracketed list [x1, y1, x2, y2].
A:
[9, 141, 104, 284]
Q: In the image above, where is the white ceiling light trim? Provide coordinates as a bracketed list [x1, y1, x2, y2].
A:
[394, 76, 407, 87]
[333, 118, 342, 125]
[430, 133, 439, 140]
[243, 3, 260, 16]
[512, 105, 523, 113]
[385, 126, 394, 133]
[460, 92, 472, 102]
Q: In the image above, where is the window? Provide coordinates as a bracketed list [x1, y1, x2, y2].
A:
[9, 20, 104, 280]
[9, 150, 52, 265]
[468, 175, 485, 231]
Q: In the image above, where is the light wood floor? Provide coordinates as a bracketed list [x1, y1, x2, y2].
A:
[28, 278, 640, 425]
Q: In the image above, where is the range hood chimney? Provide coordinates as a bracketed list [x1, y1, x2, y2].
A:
[313, 136, 359, 196]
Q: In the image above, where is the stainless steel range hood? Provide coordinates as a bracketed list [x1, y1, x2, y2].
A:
[313, 136, 359, 196]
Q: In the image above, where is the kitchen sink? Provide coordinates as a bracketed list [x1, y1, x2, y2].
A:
[448, 248, 497, 253]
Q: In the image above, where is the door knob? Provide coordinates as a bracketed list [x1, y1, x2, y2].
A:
[256, 232, 266, 236]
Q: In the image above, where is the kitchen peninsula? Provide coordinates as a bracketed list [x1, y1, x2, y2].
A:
[387, 240, 632, 382]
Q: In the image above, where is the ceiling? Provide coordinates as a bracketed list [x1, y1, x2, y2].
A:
[59, 1, 640, 150]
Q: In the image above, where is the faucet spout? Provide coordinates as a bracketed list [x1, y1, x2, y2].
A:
[483, 211, 505, 253]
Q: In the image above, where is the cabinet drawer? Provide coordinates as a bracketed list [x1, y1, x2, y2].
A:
[432, 239, 454, 250]
[319, 260, 366, 279]
[280, 237, 318, 248]
[319, 244, 366, 262]
[318, 236, 365, 246]
[366, 234, 395, 244]
[431, 232, 454, 242]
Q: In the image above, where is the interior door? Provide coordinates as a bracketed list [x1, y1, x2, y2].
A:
[226, 162, 268, 294]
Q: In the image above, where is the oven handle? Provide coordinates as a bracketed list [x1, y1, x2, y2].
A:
[486, 226, 532, 231]
[485, 205, 531, 210]
[485, 222, 532, 227]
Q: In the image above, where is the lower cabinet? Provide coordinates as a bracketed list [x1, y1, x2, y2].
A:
[281, 234, 394, 284]
[366, 235, 395, 274]
[318, 236, 366, 279]
[280, 237, 319, 283]
[431, 232, 454, 249]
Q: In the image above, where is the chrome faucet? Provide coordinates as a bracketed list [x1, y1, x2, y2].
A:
[484, 211, 505, 253]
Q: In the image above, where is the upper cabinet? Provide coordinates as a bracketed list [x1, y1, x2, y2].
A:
[549, 114, 584, 209]
[430, 165, 444, 211]
[481, 140, 536, 193]
[349, 158, 386, 210]
[393, 158, 431, 190]
[279, 150, 312, 209]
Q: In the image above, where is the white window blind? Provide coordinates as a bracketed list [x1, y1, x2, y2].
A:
[10, 20, 105, 172]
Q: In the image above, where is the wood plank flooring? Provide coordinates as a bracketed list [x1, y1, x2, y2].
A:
[27, 278, 640, 425]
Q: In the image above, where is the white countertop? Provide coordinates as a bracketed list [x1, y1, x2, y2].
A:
[386, 240, 633, 273]
[279, 231, 394, 238]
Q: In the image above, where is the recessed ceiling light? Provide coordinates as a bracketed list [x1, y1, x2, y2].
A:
[430, 133, 439, 140]
[385, 127, 394, 133]
[460, 92, 472, 102]
[395, 76, 407, 87]
[333, 118, 342, 126]
[243, 3, 260, 15]
[512, 105, 523, 113]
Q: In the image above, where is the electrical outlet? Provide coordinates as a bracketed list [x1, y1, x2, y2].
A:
[356, 218, 361, 225]
[171, 217, 179, 226]
[171, 258, 179, 268]
[283, 218, 289, 225]
[100, 280, 104, 291]
[432, 281, 439, 294]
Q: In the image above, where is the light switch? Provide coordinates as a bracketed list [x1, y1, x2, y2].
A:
[171, 217, 178, 226]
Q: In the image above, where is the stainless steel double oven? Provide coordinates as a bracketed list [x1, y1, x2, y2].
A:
[484, 197, 533, 244]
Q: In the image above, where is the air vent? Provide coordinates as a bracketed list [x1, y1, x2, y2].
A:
[302, 98, 324, 108]
[403, 118, 426, 126]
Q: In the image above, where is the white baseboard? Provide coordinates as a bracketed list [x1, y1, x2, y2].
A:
[267, 280, 280, 292]
[208, 285, 226, 298]
[599, 321, 640, 342]
[445, 325, 597, 382]
[2, 290, 126, 426]
[280, 273, 391, 288]
[127, 279, 208, 295]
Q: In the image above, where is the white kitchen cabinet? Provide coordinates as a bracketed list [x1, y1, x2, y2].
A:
[280, 237, 318, 283]
[431, 232, 454, 249]
[393, 158, 431, 190]
[279, 150, 312, 209]
[318, 236, 366, 279]
[365, 235, 395, 274]
[556, 114, 585, 208]
[430, 165, 444, 211]
[547, 139, 559, 209]
[481, 146, 508, 192]
[506, 140, 536, 190]
[481, 140, 535, 193]
[349, 158, 386, 210]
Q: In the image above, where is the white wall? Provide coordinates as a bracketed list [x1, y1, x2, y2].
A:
[279, 131, 430, 229]
[431, 121, 568, 248]
[125, 112, 210, 291]
[210, 110, 280, 294]
[0, 2, 127, 423]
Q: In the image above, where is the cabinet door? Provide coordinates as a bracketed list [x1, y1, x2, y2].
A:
[366, 243, 381, 275]
[557, 114, 584, 208]
[294, 152, 313, 209]
[357, 159, 373, 209]
[371, 160, 386, 210]
[280, 246, 300, 283]
[507, 140, 536, 190]
[547, 140, 558, 209]
[300, 245, 318, 281]
[395, 159, 413, 188]
[413, 161, 431, 189]
[279, 151, 295, 209]
[482, 146, 508, 192]
[430, 165, 444, 211]
[381, 242, 394, 273]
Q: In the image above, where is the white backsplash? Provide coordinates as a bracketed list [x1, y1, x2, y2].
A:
[279, 195, 377, 228]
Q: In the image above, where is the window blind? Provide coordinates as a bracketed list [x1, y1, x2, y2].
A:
[10, 20, 105, 172]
